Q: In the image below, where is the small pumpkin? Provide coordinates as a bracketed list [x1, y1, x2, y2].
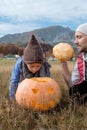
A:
[15, 77, 62, 111]
[53, 43, 74, 62]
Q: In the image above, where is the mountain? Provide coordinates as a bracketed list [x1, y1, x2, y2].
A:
[0, 25, 75, 46]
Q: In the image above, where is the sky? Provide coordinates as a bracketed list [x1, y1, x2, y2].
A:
[0, 0, 87, 37]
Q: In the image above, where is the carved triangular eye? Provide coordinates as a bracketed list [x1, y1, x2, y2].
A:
[32, 89, 39, 94]
[48, 88, 54, 95]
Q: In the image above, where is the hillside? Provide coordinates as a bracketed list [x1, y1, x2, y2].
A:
[0, 25, 75, 46]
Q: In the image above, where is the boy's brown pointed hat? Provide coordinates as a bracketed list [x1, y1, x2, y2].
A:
[23, 35, 43, 64]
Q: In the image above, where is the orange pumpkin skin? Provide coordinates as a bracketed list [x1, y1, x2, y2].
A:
[15, 77, 62, 111]
[53, 43, 74, 62]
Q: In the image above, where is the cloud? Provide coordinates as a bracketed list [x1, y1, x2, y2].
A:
[0, 0, 87, 37]
[0, 22, 42, 36]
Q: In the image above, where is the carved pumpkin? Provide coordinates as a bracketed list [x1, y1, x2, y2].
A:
[15, 77, 62, 111]
[53, 43, 74, 62]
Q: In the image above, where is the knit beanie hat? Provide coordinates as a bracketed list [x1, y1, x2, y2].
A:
[23, 35, 43, 64]
[76, 23, 87, 35]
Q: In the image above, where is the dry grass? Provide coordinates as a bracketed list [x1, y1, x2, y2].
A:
[0, 58, 87, 130]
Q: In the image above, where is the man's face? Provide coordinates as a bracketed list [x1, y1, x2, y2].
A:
[74, 32, 87, 53]
[27, 63, 42, 73]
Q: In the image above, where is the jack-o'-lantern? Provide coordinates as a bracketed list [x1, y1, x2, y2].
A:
[53, 43, 74, 62]
[15, 77, 62, 111]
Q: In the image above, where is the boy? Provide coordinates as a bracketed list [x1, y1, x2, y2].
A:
[9, 35, 51, 100]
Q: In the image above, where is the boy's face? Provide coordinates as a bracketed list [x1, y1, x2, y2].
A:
[27, 63, 42, 73]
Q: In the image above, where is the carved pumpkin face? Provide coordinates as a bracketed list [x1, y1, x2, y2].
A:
[53, 43, 74, 62]
[15, 77, 62, 111]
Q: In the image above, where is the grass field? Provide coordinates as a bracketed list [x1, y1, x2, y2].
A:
[0, 58, 87, 130]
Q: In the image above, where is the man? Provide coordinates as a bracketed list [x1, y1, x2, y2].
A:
[61, 23, 87, 104]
